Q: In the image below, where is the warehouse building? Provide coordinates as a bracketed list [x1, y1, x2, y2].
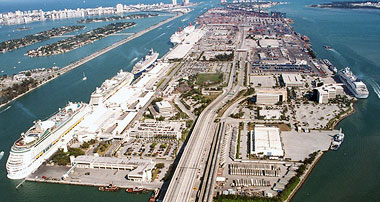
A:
[73, 156, 155, 182]
[249, 125, 284, 158]
[281, 73, 304, 87]
[155, 100, 174, 117]
[255, 88, 287, 105]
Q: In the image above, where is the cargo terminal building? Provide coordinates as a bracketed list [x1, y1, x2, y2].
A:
[249, 125, 284, 158]
[72, 156, 155, 182]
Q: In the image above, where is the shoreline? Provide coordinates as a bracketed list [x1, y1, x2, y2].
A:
[285, 101, 357, 201]
[0, 12, 183, 110]
[285, 151, 325, 202]
[25, 177, 161, 191]
[332, 101, 356, 129]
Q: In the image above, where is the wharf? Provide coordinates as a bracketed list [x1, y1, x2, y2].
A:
[0, 12, 183, 109]
[26, 165, 163, 190]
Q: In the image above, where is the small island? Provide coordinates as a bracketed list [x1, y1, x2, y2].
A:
[27, 22, 136, 57]
[0, 67, 60, 106]
[310, 1, 380, 10]
[0, 25, 85, 53]
[77, 13, 158, 23]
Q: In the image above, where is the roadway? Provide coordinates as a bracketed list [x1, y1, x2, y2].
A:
[163, 26, 247, 202]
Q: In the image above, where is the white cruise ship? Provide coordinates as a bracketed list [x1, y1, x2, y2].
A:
[170, 24, 195, 45]
[131, 49, 159, 75]
[90, 70, 134, 102]
[6, 102, 88, 179]
[338, 67, 369, 99]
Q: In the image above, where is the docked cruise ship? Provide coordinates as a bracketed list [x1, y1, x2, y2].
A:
[131, 49, 159, 75]
[6, 70, 134, 180]
[338, 67, 369, 99]
[6, 102, 88, 179]
[170, 24, 196, 45]
[91, 69, 134, 101]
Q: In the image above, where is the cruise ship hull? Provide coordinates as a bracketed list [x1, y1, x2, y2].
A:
[338, 73, 369, 99]
[132, 52, 159, 75]
[6, 105, 88, 179]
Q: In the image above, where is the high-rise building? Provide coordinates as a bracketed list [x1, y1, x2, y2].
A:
[183, 0, 189, 6]
[221, 0, 227, 3]
[116, 4, 123, 13]
[172, 0, 177, 5]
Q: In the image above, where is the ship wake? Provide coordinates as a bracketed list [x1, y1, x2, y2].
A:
[152, 32, 166, 41]
[368, 79, 380, 99]
[0, 106, 11, 114]
[181, 17, 190, 22]
[129, 57, 138, 65]
[15, 102, 37, 118]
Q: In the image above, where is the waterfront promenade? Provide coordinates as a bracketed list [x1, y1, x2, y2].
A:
[0, 12, 183, 109]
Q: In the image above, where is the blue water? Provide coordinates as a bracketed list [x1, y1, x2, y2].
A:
[270, 1, 380, 202]
[0, 0, 217, 202]
[1, 0, 380, 201]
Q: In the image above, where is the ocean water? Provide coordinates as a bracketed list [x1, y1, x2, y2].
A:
[270, 0, 380, 202]
[1, 0, 380, 201]
[0, 0, 215, 202]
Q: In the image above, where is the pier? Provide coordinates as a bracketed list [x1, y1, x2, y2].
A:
[0, 12, 183, 109]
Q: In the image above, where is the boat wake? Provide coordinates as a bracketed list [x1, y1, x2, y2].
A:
[15, 102, 37, 118]
[129, 57, 138, 65]
[328, 48, 339, 54]
[166, 24, 172, 28]
[0, 106, 11, 114]
[181, 17, 189, 22]
[368, 79, 380, 99]
[152, 32, 166, 41]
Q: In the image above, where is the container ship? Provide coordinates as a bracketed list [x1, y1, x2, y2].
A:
[337, 67, 369, 99]
[6, 102, 88, 179]
[131, 49, 159, 75]
[170, 23, 195, 45]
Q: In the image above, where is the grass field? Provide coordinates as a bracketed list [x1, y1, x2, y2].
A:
[196, 73, 223, 86]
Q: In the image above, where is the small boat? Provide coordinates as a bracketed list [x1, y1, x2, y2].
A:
[149, 188, 159, 202]
[330, 129, 344, 151]
[323, 45, 332, 50]
[126, 186, 146, 193]
[126, 188, 133, 193]
[98, 184, 119, 192]
[82, 72, 87, 81]
[0, 151, 4, 161]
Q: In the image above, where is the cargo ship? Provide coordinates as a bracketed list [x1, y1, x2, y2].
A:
[337, 67, 369, 98]
[6, 102, 88, 179]
[131, 49, 159, 75]
[169, 23, 195, 45]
